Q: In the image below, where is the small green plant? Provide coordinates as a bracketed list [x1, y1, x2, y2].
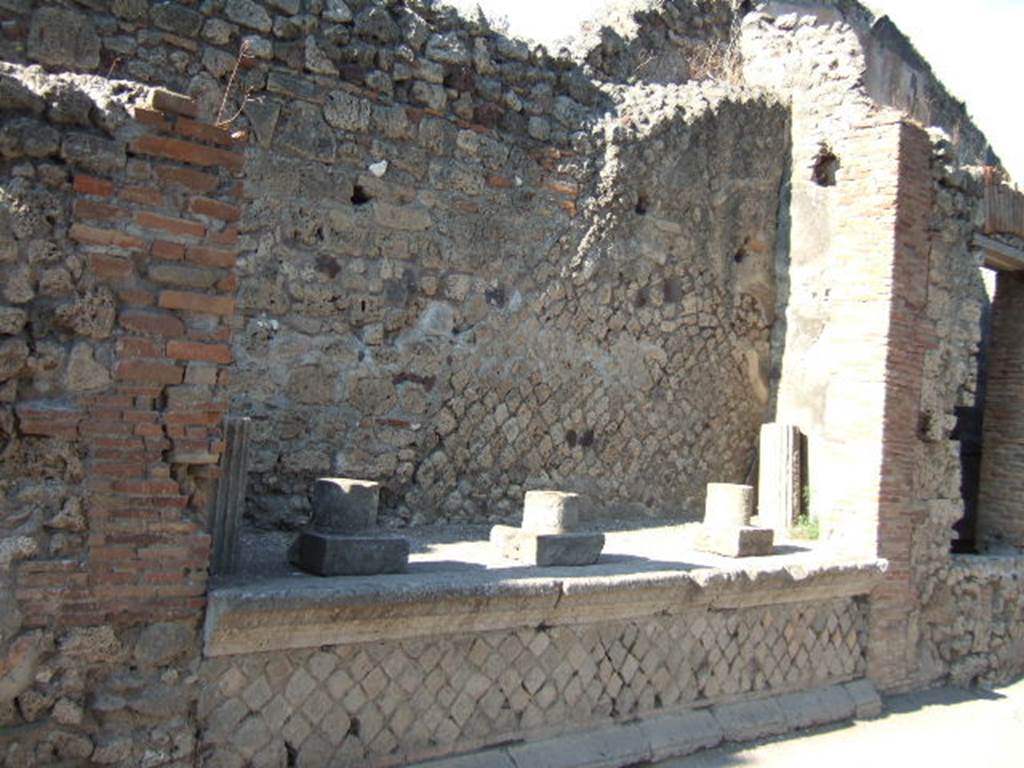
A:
[791, 513, 820, 540]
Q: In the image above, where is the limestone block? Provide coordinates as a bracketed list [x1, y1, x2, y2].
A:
[641, 709, 723, 761]
[712, 697, 789, 742]
[776, 685, 855, 730]
[522, 491, 583, 533]
[490, 525, 604, 567]
[288, 531, 409, 576]
[704, 483, 753, 528]
[310, 478, 379, 534]
[844, 679, 883, 719]
[697, 526, 774, 558]
[758, 423, 802, 531]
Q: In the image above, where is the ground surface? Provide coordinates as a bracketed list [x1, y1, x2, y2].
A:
[655, 677, 1024, 767]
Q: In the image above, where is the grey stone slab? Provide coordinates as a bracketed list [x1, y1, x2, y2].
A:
[641, 709, 723, 761]
[522, 490, 584, 533]
[506, 721, 649, 768]
[713, 697, 789, 742]
[414, 750, 517, 768]
[288, 531, 408, 576]
[777, 685, 855, 730]
[844, 678, 883, 719]
[490, 525, 604, 567]
[310, 478, 379, 533]
[697, 526, 774, 557]
[704, 483, 754, 528]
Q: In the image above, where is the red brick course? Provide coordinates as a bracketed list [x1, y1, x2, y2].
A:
[17, 89, 245, 629]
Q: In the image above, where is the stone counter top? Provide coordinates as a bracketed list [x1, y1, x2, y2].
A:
[203, 525, 886, 656]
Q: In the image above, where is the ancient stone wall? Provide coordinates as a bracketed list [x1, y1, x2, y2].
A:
[0, 66, 244, 763]
[199, 595, 868, 767]
[2, 0, 790, 527]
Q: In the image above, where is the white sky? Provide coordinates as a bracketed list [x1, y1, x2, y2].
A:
[459, 0, 1023, 180]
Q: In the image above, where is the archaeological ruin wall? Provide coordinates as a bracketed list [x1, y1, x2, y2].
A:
[0, 1, 1022, 767]
[2, 1, 792, 530]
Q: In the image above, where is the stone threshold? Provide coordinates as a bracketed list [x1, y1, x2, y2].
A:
[412, 680, 883, 768]
[203, 556, 886, 656]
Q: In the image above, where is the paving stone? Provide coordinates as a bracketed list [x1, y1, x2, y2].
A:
[777, 684, 855, 730]
[506, 721, 649, 768]
[713, 697, 789, 742]
[641, 709, 724, 760]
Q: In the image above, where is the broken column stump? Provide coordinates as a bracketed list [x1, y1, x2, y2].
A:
[697, 482, 774, 557]
[491, 491, 605, 566]
[288, 478, 409, 576]
[758, 423, 802, 532]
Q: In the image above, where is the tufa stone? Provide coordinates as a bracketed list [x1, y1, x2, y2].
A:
[27, 8, 101, 71]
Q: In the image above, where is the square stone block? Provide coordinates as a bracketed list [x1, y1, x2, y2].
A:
[310, 478, 379, 533]
[491, 525, 604, 566]
[697, 525, 774, 558]
[288, 531, 409, 576]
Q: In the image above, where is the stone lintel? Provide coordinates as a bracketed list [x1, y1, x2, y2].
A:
[203, 558, 885, 657]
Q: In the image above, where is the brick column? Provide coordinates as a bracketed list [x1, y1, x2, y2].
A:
[977, 271, 1024, 548]
[15, 91, 244, 628]
[869, 121, 936, 690]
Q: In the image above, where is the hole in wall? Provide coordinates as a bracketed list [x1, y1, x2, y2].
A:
[635, 194, 648, 215]
[811, 143, 840, 187]
[351, 184, 372, 205]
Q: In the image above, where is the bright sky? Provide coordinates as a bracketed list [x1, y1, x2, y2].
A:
[457, 0, 1023, 180]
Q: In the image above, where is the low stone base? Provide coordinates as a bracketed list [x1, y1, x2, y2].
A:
[414, 680, 880, 768]
[697, 526, 774, 557]
[490, 525, 604, 566]
[288, 531, 410, 576]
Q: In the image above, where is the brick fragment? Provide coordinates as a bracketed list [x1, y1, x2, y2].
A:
[158, 290, 235, 316]
[152, 240, 186, 261]
[189, 197, 241, 222]
[149, 89, 199, 118]
[120, 186, 164, 206]
[90, 254, 134, 279]
[185, 245, 237, 269]
[135, 211, 206, 239]
[134, 107, 172, 130]
[74, 175, 114, 196]
[75, 199, 129, 222]
[166, 340, 233, 364]
[175, 117, 235, 147]
[115, 359, 184, 385]
[155, 165, 219, 193]
[130, 135, 243, 173]
[70, 223, 146, 252]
